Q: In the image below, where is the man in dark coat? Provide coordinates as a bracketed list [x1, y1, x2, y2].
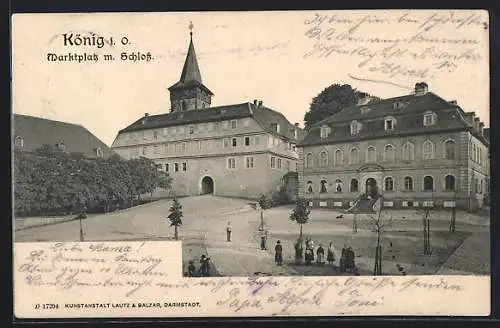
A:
[346, 247, 355, 272]
[275, 240, 283, 265]
[340, 244, 347, 273]
[226, 221, 232, 242]
[199, 255, 210, 277]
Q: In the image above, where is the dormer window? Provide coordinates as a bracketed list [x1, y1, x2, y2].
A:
[320, 125, 331, 139]
[393, 101, 407, 109]
[14, 136, 24, 148]
[56, 142, 67, 152]
[95, 147, 103, 158]
[384, 117, 396, 131]
[350, 120, 361, 135]
[423, 111, 436, 126]
[360, 107, 371, 114]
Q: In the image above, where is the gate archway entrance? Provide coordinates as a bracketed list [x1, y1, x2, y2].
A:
[201, 176, 214, 195]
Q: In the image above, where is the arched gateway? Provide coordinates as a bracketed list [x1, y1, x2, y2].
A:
[201, 176, 214, 195]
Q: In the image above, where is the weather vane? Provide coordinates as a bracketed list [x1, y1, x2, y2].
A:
[189, 21, 194, 36]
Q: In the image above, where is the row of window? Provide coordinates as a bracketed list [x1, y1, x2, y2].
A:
[225, 156, 294, 171]
[134, 119, 252, 141]
[131, 134, 297, 157]
[157, 162, 187, 173]
[305, 139, 457, 168]
[306, 175, 458, 194]
[320, 112, 438, 139]
[14, 136, 104, 157]
[134, 135, 261, 156]
[469, 140, 487, 167]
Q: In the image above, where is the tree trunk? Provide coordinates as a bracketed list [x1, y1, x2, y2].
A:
[373, 230, 381, 275]
[174, 225, 178, 240]
[260, 210, 264, 231]
[300, 224, 303, 241]
[450, 207, 456, 233]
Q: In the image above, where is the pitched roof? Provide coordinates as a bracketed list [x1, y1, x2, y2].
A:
[299, 92, 480, 147]
[12, 114, 114, 158]
[168, 35, 213, 95]
[118, 102, 303, 141]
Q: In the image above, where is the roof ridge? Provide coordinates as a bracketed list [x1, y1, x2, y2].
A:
[13, 113, 84, 128]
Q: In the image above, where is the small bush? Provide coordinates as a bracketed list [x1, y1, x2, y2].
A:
[270, 190, 292, 207]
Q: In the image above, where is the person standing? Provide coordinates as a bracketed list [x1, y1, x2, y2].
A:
[199, 255, 211, 277]
[340, 244, 347, 273]
[274, 240, 283, 266]
[226, 221, 231, 242]
[346, 246, 356, 273]
[294, 238, 303, 264]
[327, 242, 335, 265]
[187, 260, 196, 277]
[316, 244, 325, 267]
[260, 229, 268, 250]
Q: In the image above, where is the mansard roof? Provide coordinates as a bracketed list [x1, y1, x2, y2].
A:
[12, 114, 114, 158]
[299, 92, 486, 147]
[119, 103, 304, 141]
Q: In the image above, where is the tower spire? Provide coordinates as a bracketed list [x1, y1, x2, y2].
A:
[168, 22, 214, 112]
[179, 21, 202, 83]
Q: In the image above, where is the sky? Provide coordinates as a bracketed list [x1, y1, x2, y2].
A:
[12, 10, 489, 146]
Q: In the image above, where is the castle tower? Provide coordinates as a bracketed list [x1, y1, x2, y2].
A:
[168, 22, 214, 112]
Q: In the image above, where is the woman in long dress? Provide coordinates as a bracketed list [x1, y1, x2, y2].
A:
[316, 244, 325, 267]
[275, 240, 283, 265]
[327, 242, 335, 265]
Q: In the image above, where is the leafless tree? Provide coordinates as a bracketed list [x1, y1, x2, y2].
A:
[368, 200, 393, 276]
[449, 191, 457, 233]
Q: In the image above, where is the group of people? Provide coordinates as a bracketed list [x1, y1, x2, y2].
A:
[187, 254, 211, 277]
[292, 238, 358, 274]
[339, 245, 357, 274]
[303, 238, 335, 267]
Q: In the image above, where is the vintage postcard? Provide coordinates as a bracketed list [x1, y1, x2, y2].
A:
[12, 10, 490, 318]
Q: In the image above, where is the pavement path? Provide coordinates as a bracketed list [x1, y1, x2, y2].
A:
[14, 196, 490, 276]
[14, 195, 295, 277]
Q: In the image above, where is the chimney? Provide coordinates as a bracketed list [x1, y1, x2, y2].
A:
[483, 128, 490, 140]
[258, 100, 263, 107]
[449, 100, 457, 105]
[479, 122, 485, 136]
[414, 82, 428, 96]
[253, 99, 258, 105]
[463, 112, 475, 126]
[474, 117, 480, 133]
[144, 113, 150, 117]
[294, 123, 299, 127]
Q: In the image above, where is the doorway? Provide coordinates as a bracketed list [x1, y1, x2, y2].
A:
[365, 178, 378, 197]
[201, 176, 214, 195]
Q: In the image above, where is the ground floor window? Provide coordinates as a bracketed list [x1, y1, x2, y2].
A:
[424, 176, 434, 191]
[404, 176, 413, 191]
[445, 175, 455, 191]
[320, 180, 328, 193]
[335, 179, 343, 193]
[384, 177, 394, 191]
[350, 179, 358, 192]
[307, 181, 313, 193]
